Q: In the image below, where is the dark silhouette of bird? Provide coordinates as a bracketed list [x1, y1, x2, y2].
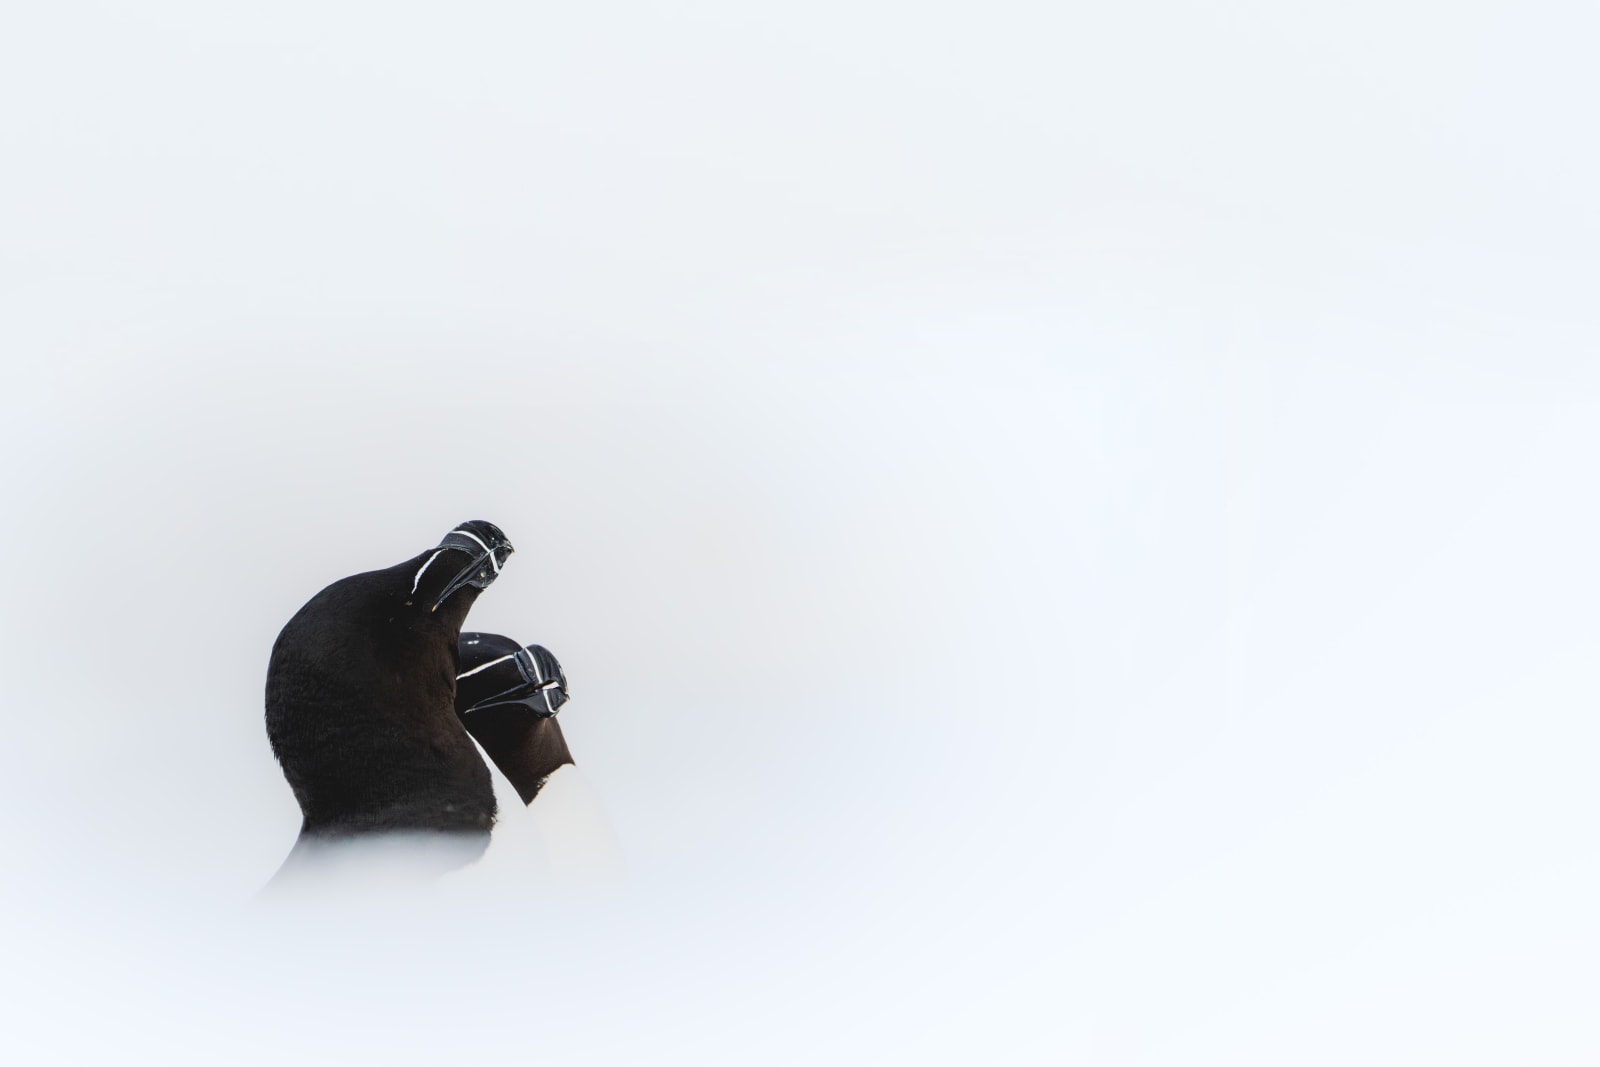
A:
[265, 520, 514, 878]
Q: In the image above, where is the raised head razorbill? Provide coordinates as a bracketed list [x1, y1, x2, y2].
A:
[265, 520, 514, 868]
[455, 633, 573, 804]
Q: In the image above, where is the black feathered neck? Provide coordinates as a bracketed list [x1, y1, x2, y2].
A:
[265, 555, 497, 839]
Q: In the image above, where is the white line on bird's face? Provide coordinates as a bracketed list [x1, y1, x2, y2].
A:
[410, 548, 448, 594]
[457, 652, 516, 680]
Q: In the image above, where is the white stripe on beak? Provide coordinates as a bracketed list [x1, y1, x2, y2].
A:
[452, 527, 499, 573]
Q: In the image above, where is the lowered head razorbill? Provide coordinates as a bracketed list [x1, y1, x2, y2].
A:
[456, 632, 573, 804]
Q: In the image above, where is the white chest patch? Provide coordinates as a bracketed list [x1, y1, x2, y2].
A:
[457, 748, 626, 891]
[525, 765, 627, 884]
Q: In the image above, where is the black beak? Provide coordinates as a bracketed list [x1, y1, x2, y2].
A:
[428, 520, 515, 612]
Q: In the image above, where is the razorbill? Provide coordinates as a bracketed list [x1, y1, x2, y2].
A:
[265, 520, 513, 878]
[455, 632, 573, 803]
[453, 632, 625, 886]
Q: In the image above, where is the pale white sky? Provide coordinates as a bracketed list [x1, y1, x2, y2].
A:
[2, 3, 1596, 1063]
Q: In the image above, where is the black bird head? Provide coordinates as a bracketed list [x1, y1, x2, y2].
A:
[456, 632, 573, 804]
[409, 520, 515, 614]
[457, 632, 569, 718]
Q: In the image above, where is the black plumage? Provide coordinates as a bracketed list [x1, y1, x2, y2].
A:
[265, 522, 513, 851]
[456, 632, 574, 804]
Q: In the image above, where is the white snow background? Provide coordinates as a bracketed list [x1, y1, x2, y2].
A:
[2, 2, 1597, 1064]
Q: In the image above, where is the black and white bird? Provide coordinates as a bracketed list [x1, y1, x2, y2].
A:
[263, 520, 619, 890]
[264, 520, 515, 881]
[450, 632, 620, 885]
